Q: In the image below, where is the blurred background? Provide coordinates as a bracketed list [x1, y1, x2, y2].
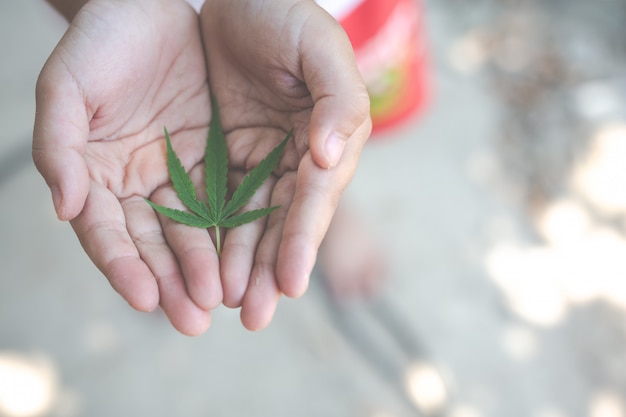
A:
[2, 0, 626, 416]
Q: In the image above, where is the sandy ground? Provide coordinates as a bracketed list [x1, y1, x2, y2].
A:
[2, 1, 626, 416]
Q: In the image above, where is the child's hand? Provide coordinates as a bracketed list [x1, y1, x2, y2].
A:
[200, 0, 372, 330]
[33, 0, 219, 336]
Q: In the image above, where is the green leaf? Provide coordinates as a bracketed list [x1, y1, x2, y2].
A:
[222, 129, 292, 219]
[204, 95, 229, 220]
[145, 97, 292, 256]
[219, 206, 280, 228]
[163, 127, 212, 221]
[145, 199, 214, 228]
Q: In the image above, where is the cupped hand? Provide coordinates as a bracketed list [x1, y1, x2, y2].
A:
[200, 0, 372, 330]
[33, 0, 218, 335]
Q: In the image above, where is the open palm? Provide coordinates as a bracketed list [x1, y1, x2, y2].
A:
[33, 0, 218, 335]
[200, 0, 372, 330]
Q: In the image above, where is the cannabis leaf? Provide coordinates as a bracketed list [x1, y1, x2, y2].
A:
[146, 97, 291, 256]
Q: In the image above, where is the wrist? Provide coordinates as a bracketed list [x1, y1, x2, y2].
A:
[45, 0, 90, 21]
[47, 0, 199, 23]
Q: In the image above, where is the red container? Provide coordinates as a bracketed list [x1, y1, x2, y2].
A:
[319, 0, 431, 133]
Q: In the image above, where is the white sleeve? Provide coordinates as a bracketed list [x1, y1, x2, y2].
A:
[184, 0, 203, 12]
[315, 0, 362, 20]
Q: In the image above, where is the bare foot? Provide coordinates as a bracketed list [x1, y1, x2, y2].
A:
[317, 201, 388, 302]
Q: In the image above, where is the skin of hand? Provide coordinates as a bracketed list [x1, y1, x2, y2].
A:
[33, 0, 220, 336]
[200, 0, 372, 330]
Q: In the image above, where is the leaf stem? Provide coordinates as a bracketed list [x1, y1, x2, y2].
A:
[215, 226, 221, 257]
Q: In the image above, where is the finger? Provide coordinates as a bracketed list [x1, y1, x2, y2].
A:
[123, 194, 212, 336]
[163, 222, 222, 312]
[276, 120, 371, 298]
[239, 173, 295, 331]
[300, 8, 372, 169]
[220, 171, 276, 308]
[240, 261, 283, 331]
[239, 236, 284, 332]
[155, 174, 223, 311]
[70, 182, 159, 313]
[33, 57, 91, 221]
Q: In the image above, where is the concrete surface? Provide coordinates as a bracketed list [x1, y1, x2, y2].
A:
[2, 1, 626, 417]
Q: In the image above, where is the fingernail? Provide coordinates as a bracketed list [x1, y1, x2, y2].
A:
[325, 133, 346, 168]
[51, 185, 63, 217]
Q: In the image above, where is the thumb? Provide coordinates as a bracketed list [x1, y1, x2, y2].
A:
[33, 58, 90, 221]
[301, 8, 372, 169]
